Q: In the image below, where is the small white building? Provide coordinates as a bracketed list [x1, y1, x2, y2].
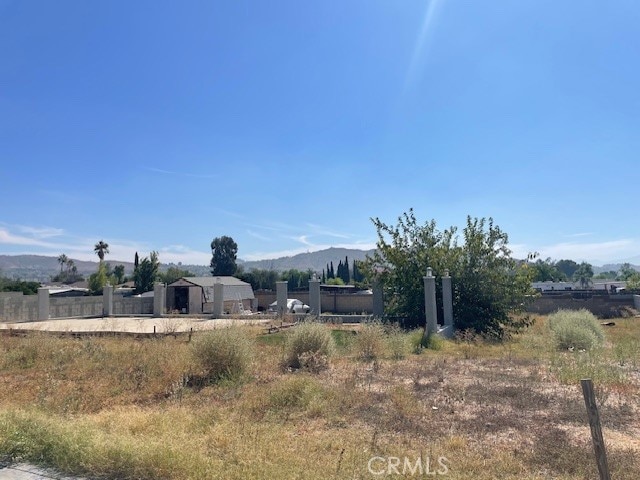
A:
[166, 276, 255, 314]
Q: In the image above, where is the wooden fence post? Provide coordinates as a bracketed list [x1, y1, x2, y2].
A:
[581, 378, 611, 480]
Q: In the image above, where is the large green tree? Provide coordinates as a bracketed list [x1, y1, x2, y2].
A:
[573, 262, 594, 289]
[210, 236, 238, 276]
[555, 259, 579, 280]
[159, 266, 193, 285]
[134, 251, 160, 294]
[364, 210, 533, 338]
[531, 258, 566, 282]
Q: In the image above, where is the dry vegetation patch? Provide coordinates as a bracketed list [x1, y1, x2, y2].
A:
[0, 318, 639, 479]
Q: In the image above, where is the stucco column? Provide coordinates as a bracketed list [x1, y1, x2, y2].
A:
[103, 284, 114, 317]
[276, 281, 288, 318]
[308, 275, 321, 317]
[212, 280, 224, 318]
[37, 287, 49, 321]
[441, 270, 454, 338]
[423, 267, 437, 337]
[153, 282, 166, 317]
[372, 280, 384, 318]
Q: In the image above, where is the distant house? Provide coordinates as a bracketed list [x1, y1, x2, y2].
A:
[166, 277, 255, 314]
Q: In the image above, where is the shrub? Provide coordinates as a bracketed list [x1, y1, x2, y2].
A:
[191, 327, 254, 382]
[548, 309, 605, 351]
[354, 321, 387, 361]
[284, 322, 335, 371]
[386, 324, 411, 359]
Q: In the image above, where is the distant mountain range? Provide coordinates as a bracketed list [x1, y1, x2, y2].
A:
[0, 247, 377, 282]
[1, 249, 637, 282]
[239, 247, 376, 273]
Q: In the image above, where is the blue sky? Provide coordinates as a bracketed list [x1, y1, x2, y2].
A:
[1, 0, 639, 266]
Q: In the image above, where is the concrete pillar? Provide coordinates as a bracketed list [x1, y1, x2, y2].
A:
[423, 267, 437, 337]
[153, 282, 166, 317]
[276, 281, 288, 318]
[37, 287, 49, 321]
[372, 280, 384, 318]
[212, 280, 224, 318]
[441, 270, 454, 338]
[308, 275, 321, 316]
[103, 284, 114, 317]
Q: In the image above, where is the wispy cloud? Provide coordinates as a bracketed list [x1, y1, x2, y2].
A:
[0, 228, 58, 248]
[144, 167, 218, 179]
[305, 223, 352, 239]
[0, 223, 210, 265]
[564, 232, 593, 238]
[17, 225, 65, 239]
[246, 230, 272, 242]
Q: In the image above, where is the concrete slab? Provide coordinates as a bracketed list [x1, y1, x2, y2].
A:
[0, 316, 269, 334]
[0, 463, 85, 479]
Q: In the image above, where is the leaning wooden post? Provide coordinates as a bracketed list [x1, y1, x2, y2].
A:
[580, 379, 611, 480]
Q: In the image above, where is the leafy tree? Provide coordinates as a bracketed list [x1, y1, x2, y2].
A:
[159, 266, 193, 285]
[573, 262, 594, 289]
[281, 268, 312, 291]
[0, 277, 40, 295]
[531, 258, 566, 282]
[364, 210, 534, 339]
[618, 263, 637, 281]
[94, 240, 109, 262]
[594, 270, 618, 280]
[321, 269, 326, 283]
[329, 261, 335, 279]
[113, 264, 126, 284]
[236, 268, 280, 291]
[134, 251, 160, 294]
[326, 277, 345, 286]
[88, 261, 110, 295]
[555, 259, 579, 280]
[134, 252, 139, 269]
[626, 273, 640, 291]
[210, 236, 238, 276]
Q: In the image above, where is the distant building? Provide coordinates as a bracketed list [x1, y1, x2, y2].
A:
[166, 276, 255, 314]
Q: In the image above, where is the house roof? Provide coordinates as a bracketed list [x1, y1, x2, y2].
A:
[168, 276, 250, 288]
[168, 276, 255, 301]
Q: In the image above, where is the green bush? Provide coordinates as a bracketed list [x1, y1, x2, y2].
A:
[386, 324, 411, 359]
[191, 327, 254, 382]
[548, 309, 605, 351]
[284, 322, 335, 371]
[355, 321, 387, 361]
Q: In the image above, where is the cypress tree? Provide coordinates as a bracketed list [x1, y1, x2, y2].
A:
[344, 256, 350, 284]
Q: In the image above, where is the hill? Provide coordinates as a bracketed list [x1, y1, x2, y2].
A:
[239, 247, 376, 272]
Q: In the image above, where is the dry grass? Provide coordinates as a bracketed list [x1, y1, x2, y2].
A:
[0, 317, 639, 479]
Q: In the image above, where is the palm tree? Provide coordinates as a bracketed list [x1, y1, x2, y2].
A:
[57, 254, 68, 273]
[94, 240, 109, 262]
[66, 259, 75, 272]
